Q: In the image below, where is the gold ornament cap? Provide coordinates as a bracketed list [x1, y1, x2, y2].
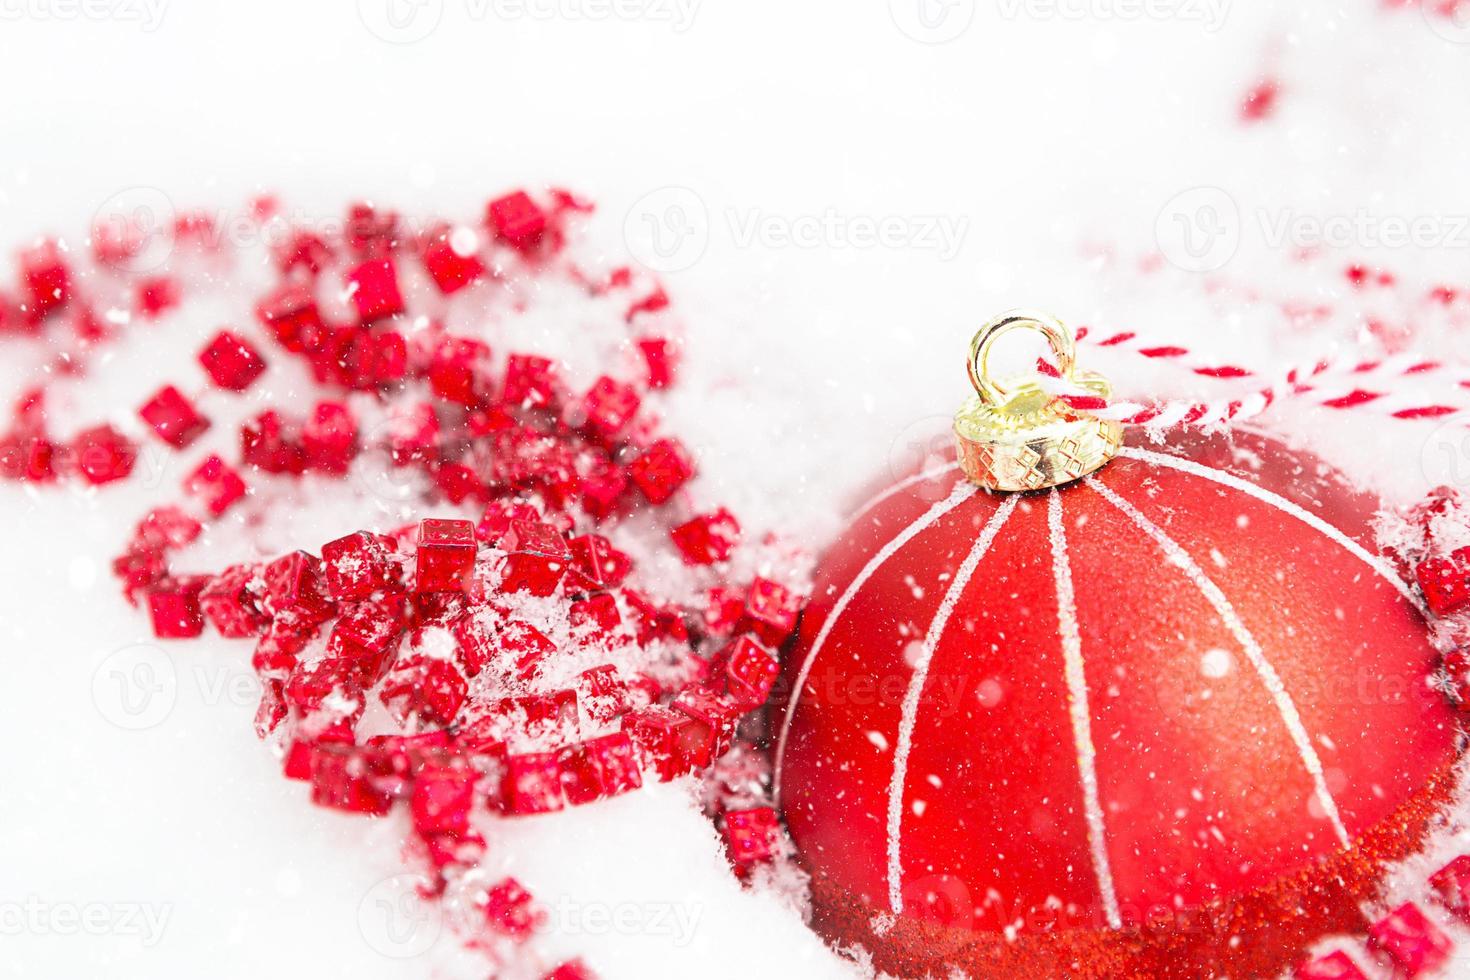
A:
[953, 309, 1123, 492]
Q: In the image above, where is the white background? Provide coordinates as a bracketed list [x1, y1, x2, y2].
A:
[5, 1, 1470, 978]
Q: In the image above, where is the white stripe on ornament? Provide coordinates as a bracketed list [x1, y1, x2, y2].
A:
[1117, 446, 1426, 616]
[1047, 490, 1124, 930]
[1087, 478, 1352, 847]
[773, 479, 978, 802]
[849, 460, 963, 525]
[885, 493, 1017, 915]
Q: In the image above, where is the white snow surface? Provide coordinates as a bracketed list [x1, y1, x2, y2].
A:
[5, 2, 1470, 978]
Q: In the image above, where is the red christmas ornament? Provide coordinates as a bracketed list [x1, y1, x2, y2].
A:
[773, 312, 1463, 979]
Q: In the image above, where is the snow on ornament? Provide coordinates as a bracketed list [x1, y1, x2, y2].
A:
[773, 311, 1464, 979]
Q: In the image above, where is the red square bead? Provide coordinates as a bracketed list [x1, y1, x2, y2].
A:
[671, 508, 741, 565]
[623, 706, 697, 781]
[502, 354, 559, 410]
[273, 229, 333, 276]
[183, 454, 247, 516]
[136, 276, 180, 319]
[139, 385, 210, 448]
[570, 594, 621, 636]
[285, 656, 363, 715]
[19, 240, 71, 322]
[410, 764, 478, 836]
[1293, 950, 1368, 980]
[421, 225, 486, 294]
[265, 550, 336, 624]
[69, 425, 137, 485]
[670, 689, 738, 769]
[1431, 854, 1470, 922]
[486, 191, 547, 252]
[255, 283, 329, 355]
[745, 577, 802, 644]
[241, 410, 307, 474]
[723, 806, 782, 869]
[308, 745, 393, 816]
[518, 689, 580, 743]
[302, 400, 358, 475]
[1418, 548, 1470, 617]
[500, 753, 566, 815]
[199, 564, 267, 639]
[447, 609, 498, 678]
[388, 402, 441, 465]
[1367, 902, 1451, 977]
[628, 438, 695, 504]
[414, 518, 477, 593]
[0, 433, 55, 482]
[558, 732, 643, 805]
[579, 376, 640, 442]
[147, 580, 206, 639]
[345, 258, 404, 323]
[134, 505, 203, 550]
[379, 657, 468, 728]
[198, 330, 267, 391]
[710, 636, 779, 708]
[576, 665, 629, 724]
[499, 519, 570, 597]
[566, 534, 632, 592]
[579, 453, 629, 517]
[254, 678, 288, 737]
[321, 531, 393, 602]
[428, 337, 491, 407]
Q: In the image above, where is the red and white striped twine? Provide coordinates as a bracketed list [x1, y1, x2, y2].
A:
[1030, 326, 1470, 430]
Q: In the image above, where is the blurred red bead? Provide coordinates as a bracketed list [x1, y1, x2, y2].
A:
[576, 665, 629, 724]
[255, 283, 329, 354]
[428, 337, 491, 407]
[628, 438, 695, 504]
[19, 240, 70, 323]
[410, 764, 478, 837]
[1431, 854, 1470, 922]
[198, 330, 267, 391]
[0, 432, 54, 482]
[570, 593, 621, 636]
[578, 453, 629, 517]
[1367, 902, 1451, 978]
[345, 257, 404, 323]
[637, 336, 678, 389]
[502, 353, 559, 410]
[414, 518, 477, 593]
[308, 745, 393, 816]
[321, 531, 393, 602]
[388, 402, 440, 465]
[421, 225, 486, 294]
[558, 732, 642, 805]
[138, 385, 209, 448]
[1417, 547, 1470, 617]
[499, 519, 571, 597]
[486, 192, 547, 252]
[543, 960, 597, 980]
[1293, 951, 1368, 980]
[671, 508, 741, 565]
[500, 753, 566, 815]
[147, 580, 206, 639]
[379, 656, 468, 728]
[579, 376, 640, 442]
[623, 706, 697, 782]
[273, 229, 334, 277]
[184, 454, 247, 516]
[136, 275, 180, 319]
[285, 656, 363, 715]
[240, 410, 307, 474]
[69, 425, 137, 485]
[302, 400, 357, 474]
